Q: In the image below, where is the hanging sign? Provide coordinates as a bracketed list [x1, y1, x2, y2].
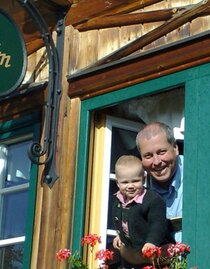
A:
[0, 9, 27, 97]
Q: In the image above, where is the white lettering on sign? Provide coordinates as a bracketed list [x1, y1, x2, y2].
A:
[0, 52, 11, 68]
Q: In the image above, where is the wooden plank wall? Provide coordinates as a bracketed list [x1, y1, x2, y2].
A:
[8, 1, 210, 267]
[68, 0, 210, 73]
[25, 29, 81, 269]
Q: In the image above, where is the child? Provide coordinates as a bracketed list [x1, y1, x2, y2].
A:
[112, 155, 174, 269]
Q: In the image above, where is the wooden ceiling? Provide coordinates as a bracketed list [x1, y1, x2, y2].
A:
[3, 0, 210, 63]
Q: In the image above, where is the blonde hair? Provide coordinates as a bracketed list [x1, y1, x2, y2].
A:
[115, 155, 143, 178]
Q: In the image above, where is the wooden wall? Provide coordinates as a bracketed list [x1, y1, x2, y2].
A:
[23, 27, 81, 269]
[68, 1, 210, 74]
[3, 1, 210, 267]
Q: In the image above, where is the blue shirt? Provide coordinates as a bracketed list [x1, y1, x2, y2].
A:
[150, 155, 183, 242]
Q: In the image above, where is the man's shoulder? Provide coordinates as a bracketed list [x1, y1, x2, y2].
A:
[178, 155, 184, 165]
[144, 188, 164, 201]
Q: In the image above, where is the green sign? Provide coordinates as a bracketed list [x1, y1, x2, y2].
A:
[0, 9, 27, 97]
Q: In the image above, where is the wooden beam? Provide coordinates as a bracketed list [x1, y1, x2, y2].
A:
[66, 0, 163, 26]
[87, 0, 210, 67]
[7, 0, 210, 57]
[0, 83, 47, 122]
[67, 32, 210, 99]
[47, 0, 72, 7]
[76, 8, 185, 31]
[26, 39, 45, 55]
[4, 1, 70, 55]
[76, 6, 210, 31]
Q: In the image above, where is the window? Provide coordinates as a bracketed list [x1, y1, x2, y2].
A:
[0, 114, 40, 269]
[73, 62, 210, 268]
[88, 89, 184, 253]
[79, 89, 184, 268]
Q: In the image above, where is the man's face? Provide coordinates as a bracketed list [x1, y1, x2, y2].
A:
[138, 131, 179, 184]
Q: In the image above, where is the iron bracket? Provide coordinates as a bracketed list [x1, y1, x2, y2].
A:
[17, 0, 66, 188]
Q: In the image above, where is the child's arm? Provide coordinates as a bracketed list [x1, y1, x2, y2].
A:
[113, 235, 123, 250]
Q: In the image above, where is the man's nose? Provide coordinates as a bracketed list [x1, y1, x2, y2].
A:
[152, 154, 161, 165]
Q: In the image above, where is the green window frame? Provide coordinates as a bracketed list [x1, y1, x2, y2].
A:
[0, 113, 41, 269]
[72, 62, 210, 269]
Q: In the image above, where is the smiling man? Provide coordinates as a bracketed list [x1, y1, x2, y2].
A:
[136, 122, 183, 242]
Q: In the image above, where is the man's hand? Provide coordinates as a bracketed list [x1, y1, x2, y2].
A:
[113, 235, 123, 249]
[142, 242, 156, 254]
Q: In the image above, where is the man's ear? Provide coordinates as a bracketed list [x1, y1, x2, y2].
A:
[174, 143, 179, 156]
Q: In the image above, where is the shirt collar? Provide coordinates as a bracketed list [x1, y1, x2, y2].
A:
[171, 156, 182, 191]
[115, 188, 146, 206]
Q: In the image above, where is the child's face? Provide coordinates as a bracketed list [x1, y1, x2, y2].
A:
[116, 164, 145, 201]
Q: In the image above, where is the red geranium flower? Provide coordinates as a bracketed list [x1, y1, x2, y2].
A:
[95, 249, 114, 261]
[56, 248, 71, 261]
[143, 246, 162, 259]
[81, 234, 102, 247]
[167, 242, 190, 258]
[176, 243, 190, 254]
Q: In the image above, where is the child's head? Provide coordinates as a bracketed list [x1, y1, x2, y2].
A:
[115, 155, 145, 201]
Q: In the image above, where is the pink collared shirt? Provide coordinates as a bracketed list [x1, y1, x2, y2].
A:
[115, 188, 147, 236]
[115, 188, 147, 206]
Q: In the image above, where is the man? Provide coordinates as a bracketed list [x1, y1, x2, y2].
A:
[136, 122, 183, 242]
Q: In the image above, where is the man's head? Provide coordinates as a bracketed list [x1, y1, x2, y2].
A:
[115, 155, 145, 201]
[136, 122, 179, 187]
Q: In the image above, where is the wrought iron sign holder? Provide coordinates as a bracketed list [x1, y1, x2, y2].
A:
[17, 0, 67, 188]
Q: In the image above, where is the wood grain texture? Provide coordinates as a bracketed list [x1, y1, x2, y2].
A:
[68, 32, 210, 99]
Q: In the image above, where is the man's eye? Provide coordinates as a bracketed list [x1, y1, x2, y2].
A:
[159, 150, 166, 155]
[143, 154, 152, 159]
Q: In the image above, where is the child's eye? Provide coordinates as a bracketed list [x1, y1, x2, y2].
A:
[130, 177, 142, 182]
[120, 181, 128, 184]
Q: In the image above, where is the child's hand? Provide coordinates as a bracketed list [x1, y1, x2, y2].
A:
[113, 235, 123, 249]
[142, 242, 156, 254]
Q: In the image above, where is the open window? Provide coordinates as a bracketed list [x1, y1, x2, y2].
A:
[84, 88, 184, 268]
[73, 63, 210, 268]
[0, 114, 40, 268]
